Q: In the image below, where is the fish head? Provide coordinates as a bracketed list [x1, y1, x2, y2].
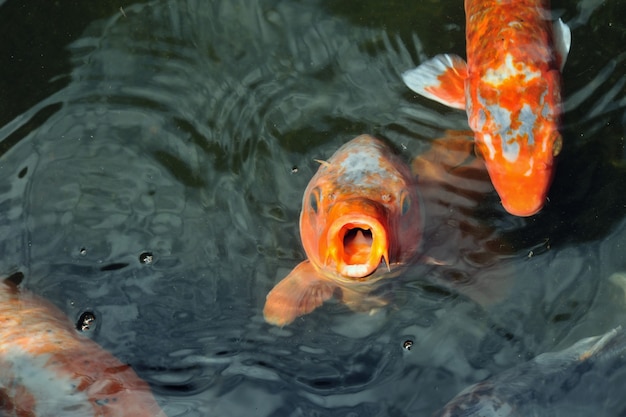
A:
[299, 135, 422, 281]
[475, 127, 562, 217]
[471, 72, 563, 217]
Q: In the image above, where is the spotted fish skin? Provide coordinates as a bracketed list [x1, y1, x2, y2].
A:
[403, 0, 571, 216]
[0, 280, 166, 417]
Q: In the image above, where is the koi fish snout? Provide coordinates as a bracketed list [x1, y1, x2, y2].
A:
[488, 163, 554, 217]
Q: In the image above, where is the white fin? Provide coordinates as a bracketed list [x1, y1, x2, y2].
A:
[553, 18, 571, 71]
[402, 54, 468, 110]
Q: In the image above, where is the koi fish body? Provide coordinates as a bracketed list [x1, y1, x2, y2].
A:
[263, 135, 423, 326]
[403, 0, 571, 216]
[0, 279, 166, 417]
[434, 327, 626, 417]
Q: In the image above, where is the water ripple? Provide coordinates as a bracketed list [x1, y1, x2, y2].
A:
[0, 0, 624, 416]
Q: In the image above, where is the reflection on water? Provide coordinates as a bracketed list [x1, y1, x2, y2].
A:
[0, 0, 625, 416]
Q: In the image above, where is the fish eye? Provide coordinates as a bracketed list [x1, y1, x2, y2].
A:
[400, 191, 411, 216]
[309, 187, 320, 213]
[552, 133, 563, 157]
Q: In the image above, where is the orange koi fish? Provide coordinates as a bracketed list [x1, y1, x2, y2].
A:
[0, 277, 166, 417]
[264, 135, 423, 326]
[403, 0, 571, 216]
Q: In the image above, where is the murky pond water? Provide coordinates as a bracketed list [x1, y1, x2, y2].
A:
[0, 1, 625, 416]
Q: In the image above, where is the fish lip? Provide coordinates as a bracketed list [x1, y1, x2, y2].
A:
[326, 214, 388, 278]
[502, 200, 543, 217]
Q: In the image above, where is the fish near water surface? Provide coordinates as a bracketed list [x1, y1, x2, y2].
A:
[263, 135, 423, 326]
[0, 277, 166, 417]
[403, 0, 571, 216]
[433, 327, 626, 417]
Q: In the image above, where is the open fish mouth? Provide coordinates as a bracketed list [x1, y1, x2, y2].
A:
[326, 215, 389, 278]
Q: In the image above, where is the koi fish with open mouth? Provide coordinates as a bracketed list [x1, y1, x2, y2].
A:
[403, 0, 571, 216]
[0, 275, 166, 417]
[263, 135, 423, 326]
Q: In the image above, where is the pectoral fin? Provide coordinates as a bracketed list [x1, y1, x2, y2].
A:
[264, 261, 337, 327]
[402, 54, 468, 110]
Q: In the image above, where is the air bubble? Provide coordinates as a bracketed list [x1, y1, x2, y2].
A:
[77, 312, 96, 332]
[139, 252, 154, 264]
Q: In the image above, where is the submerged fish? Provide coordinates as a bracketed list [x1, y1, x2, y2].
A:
[403, 0, 571, 216]
[433, 327, 626, 417]
[263, 135, 423, 326]
[0, 276, 166, 417]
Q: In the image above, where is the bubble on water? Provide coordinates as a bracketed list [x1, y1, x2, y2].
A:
[139, 252, 154, 265]
[77, 311, 96, 332]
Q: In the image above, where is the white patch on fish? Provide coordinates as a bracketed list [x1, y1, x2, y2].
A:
[339, 150, 392, 185]
[2, 348, 93, 417]
[482, 133, 497, 160]
[482, 54, 541, 87]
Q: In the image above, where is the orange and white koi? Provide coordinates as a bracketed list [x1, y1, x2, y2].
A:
[263, 135, 423, 326]
[0, 277, 166, 417]
[403, 0, 571, 216]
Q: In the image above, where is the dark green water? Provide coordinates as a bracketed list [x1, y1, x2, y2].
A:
[0, 1, 625, 416]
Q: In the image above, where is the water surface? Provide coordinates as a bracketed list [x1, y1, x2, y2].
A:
[0, 1, 625, 416]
